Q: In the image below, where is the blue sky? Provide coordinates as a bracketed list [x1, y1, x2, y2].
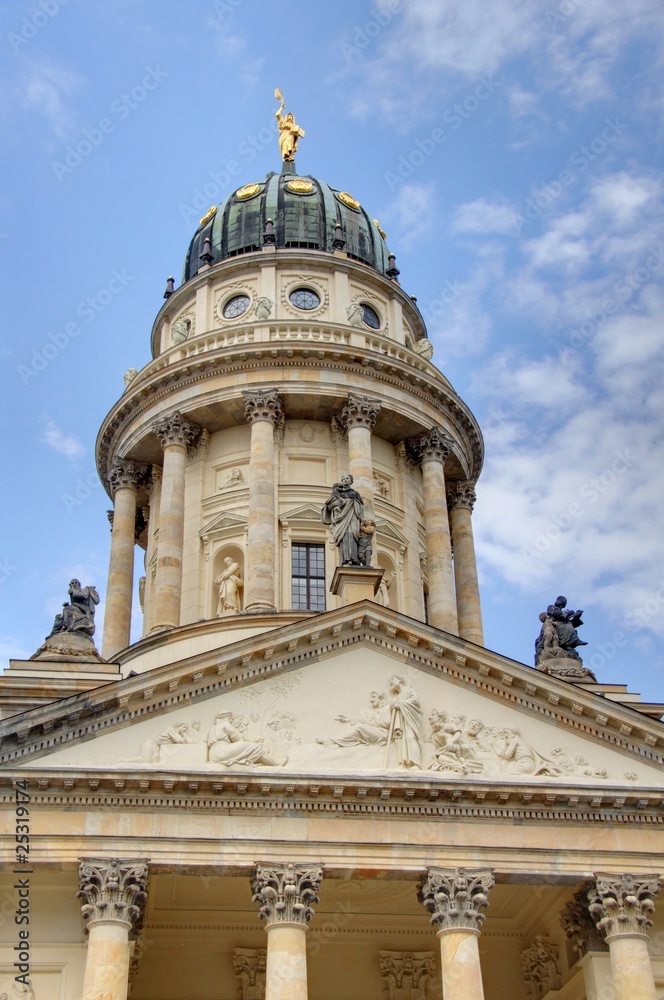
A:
[1, 0, 663, 703]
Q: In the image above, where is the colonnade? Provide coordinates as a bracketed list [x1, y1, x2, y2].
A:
[101, 394, 484, 659]
[76, 859, 661, 1000]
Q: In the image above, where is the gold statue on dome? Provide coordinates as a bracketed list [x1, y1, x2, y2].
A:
[274, 88, 305, 162]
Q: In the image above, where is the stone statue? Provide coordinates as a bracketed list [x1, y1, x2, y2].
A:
[357, 519, 376, 566]
[535, 595, 587, 665]
[317, 691, 391, 748]
[274, 88, 305, 162]
[48, 579, 99, 639]
[321, 474, 365, 566]
[215, 558, 243, 615]
[347, 302, 363, 327]
[207, 712, 286, 766]
[123, 367, 138, 390]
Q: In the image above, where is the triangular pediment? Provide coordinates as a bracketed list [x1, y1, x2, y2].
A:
[280, 503, 325, 523]
[3, 604, 662, 797]
[200, 511, 248, 536]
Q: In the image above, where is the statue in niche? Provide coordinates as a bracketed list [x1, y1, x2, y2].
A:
[321, 474, 365, 566]
[535, 595, 587, 665]
[47, 579, 99, 639]
[376, 570, 395, 606]
[215, 557, 243, 615]
[317, 691, 391, 748]
[384, 674, 423, 769]
[357, 519, 376, 566]
[274, 88, 305, 162]
[207, 711, 287, 766]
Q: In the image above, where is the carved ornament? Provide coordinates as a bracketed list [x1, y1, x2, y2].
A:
[560, 881, 609, 954]
[152, 411, 202, 450]
[233, 948, 266, 1000]
[251, 863, 323, 927]
[521, 937, 562, 1000]
[588, 873, 661, 939]
[242, 389, 284, 426]
[78, 858, 149, 931]
[379, 950, 435, 1000]
[418, 867, 494, 933]
[410, 427, 452, 465]
[108, 458, 148, 496]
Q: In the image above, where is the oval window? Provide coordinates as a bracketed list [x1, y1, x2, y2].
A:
[223, 294, 250, 319]
[289, 287, 321, 310]
[361, 304, 381, 329]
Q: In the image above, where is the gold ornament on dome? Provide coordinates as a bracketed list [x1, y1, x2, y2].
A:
[338, 191, 361, 210]
[199, 205, 217, 227]
[235, 183, 261, 201]
[287, 178, 314, 194]
[373, 218, 387, 239]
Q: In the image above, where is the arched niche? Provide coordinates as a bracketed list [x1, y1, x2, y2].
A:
[375, 552, 397, 609]
[211, 544, 245, 618]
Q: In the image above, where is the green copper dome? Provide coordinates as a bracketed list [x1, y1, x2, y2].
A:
[183, 171, 392, 282]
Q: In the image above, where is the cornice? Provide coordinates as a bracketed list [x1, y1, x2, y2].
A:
[1, 604, 661, 770]
[95, 344, 483, 494]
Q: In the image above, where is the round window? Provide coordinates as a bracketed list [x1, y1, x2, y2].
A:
[223, 294, 250, 319]
[289, 287, 320, 311]
[361, 304, 381, 329]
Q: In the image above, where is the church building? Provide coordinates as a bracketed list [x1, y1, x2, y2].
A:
[1, 96, 662, 1000]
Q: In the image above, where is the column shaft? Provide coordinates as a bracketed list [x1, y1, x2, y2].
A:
[152, 442, 187, 629]
[421, 458, 457, 633]
[607, 936, 657, 1000]
[265, 924, 309, 1000]
[347, 423, 375, 517]
[81, 919, 132, 1000]
[448, 493, 483, 644]
[246, 418, 277, 611]
[102, 485, 137, 659]
[438, 929, 485, 1000]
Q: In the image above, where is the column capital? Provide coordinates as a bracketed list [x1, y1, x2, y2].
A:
[560, 881, 609, 955]
[410, 427, 453, 465]
[152, 411, 202, 450]
[588, 873, 661, 940]
[418, 866, 494, 934]
[252, 863, 323, 928]
[108, 458, 149, 496]
[78, 858, 149, 931]
[242, 388, 284, 426]
[339, 392, 381, 433]
[446, 480, 477, 512]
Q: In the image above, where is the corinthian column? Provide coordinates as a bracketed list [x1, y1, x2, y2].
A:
[78, 858, 149, 1000]
[102, 459, 147, 660]
[243, 390, 283, 612]
[419, 866, 494, 1000]
[447, 481, 483, 644]
[412, 428, 458, 633]
[339, 393, 381, 517]
[252, 863, 323, 1000]
[588, 873, 661, 1000]
[151, 412, 201, 630]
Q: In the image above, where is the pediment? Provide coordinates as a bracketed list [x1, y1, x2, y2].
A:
[280, 503, 324, 523]
[200, 511, 248, 536]
[5, 605, 662, 793]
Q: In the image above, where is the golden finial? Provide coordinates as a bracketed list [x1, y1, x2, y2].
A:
[274, 88, 305, 162]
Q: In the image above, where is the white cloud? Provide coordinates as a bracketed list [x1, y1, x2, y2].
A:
[381, 181, 438, 251]
[15, 60, 83, 139]
[452, 197, 520, 236]
[39, 417, 85, 460]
